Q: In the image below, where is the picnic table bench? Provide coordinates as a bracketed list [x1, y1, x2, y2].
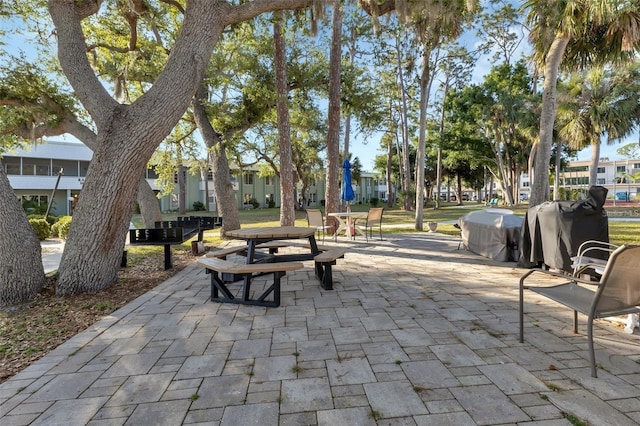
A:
[313, 247, 347, 290]
[198, 257, 303, 307]
[255, 240, 346, 290]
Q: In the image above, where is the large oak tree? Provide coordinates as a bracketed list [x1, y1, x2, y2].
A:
[46, 0, 312, 296]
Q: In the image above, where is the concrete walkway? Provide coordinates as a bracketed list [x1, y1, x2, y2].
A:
[3, 233, 640, 425]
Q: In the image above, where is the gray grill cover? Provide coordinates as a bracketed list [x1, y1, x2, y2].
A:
[519, 186, 609, 272]
[459, 209, 524, 262]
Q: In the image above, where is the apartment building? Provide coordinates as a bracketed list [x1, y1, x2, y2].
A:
[2, 140, 386, 215]
[519, 157, 640, 200]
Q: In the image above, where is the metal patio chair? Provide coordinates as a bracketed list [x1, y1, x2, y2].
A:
[306, 209, 330, 242]
[519, 244, 640, 377]
[354, 207, 384, 242]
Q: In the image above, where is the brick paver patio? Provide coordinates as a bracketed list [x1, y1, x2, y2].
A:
[2, 232, 640, 425]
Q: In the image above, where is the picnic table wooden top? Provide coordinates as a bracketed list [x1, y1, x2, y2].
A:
[227, 226, 316, 240]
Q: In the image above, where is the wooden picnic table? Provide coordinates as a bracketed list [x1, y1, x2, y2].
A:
[202, 226, 346, 306]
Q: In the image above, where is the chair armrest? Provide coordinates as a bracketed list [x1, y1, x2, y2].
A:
[520, 268, 600, 288]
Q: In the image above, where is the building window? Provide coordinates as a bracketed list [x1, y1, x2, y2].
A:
[2, 157, 21, 175]
[617, 165, 626, 173]
[597, 178, 605, 185]
[206, 169, 213, 181]
[522, 182, 530, 187]
[568, 166, 589, 172]
[597, 167, 605, 174]
[265, 176, 274, 186]
[243, 173, 254, 185]
[79, 161, 90, 177]
[22, 157, 39, 175]
[21, 195, 49, 209]
[51, 160, 78, 177]
[146, 168, 159, 179]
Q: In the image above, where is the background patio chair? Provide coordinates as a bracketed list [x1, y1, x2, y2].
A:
[354, 207, 384, 241]
[519, 244, 640, 377]
[306, 209, 330, 242]
[571, 240, 620, 277]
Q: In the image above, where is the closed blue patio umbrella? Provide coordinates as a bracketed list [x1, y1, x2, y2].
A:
[341, 159, 355, 211]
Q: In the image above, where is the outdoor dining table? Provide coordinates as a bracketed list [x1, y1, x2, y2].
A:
[327, 212, 367, 239]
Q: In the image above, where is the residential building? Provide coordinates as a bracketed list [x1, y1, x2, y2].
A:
[519, 157, 640, 200]
[2, 140, 387, 216]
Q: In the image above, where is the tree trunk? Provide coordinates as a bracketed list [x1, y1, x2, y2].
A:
[178, 162, 186, 215]
[414, 48, 431, 231]
[386, 140, 393, 207]
[553, 136, 562, 200]
[530, 34, 570, 207]
[274, 13, 296, 226]
[435, 147, 442, 209]
[395, 33, 412, 212]
[325, 1, 343, 224]
[0, 167, 46, 306]
[137, 178, 162, 227]
[57, 137, 160, 295]
[201, 164, 210, 212]
[589, 142, 601, 187]
[193, 85, 241, 238]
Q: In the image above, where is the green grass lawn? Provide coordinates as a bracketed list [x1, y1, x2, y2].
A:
[129, 202, 640, 255]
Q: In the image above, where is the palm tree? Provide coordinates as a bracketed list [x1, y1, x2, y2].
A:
[556, 62, 640, 187]
[524, 0, 640, 206]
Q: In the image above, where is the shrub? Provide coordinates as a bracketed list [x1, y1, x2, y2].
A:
[28, 214, 57, 226]
[29, 218, 51, 240]
[193, 201, 205, 211]
[51, 216, 72, 239]
[370, 197, 380, 207]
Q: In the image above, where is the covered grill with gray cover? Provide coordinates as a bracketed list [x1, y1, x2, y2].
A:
[458, 209, 524, 262]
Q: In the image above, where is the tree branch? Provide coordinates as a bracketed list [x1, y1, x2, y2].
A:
[225, 0, 312, 26]
[48, 0, 118, 128]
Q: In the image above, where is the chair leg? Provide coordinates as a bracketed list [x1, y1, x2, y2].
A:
[587, 316, 597, 378]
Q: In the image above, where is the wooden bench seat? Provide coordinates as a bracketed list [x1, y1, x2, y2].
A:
[206, 246, 247, 259]
[255, 241, 290, 254]
[313, 247, 347, 290]
[255, 241, 335, 253]
[197, 257, 303, 307]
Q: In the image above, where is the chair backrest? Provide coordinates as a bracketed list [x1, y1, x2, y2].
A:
[594, 245, 640, 317]
[366, 207, 384, 226]
[306, 209, 324, 227]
